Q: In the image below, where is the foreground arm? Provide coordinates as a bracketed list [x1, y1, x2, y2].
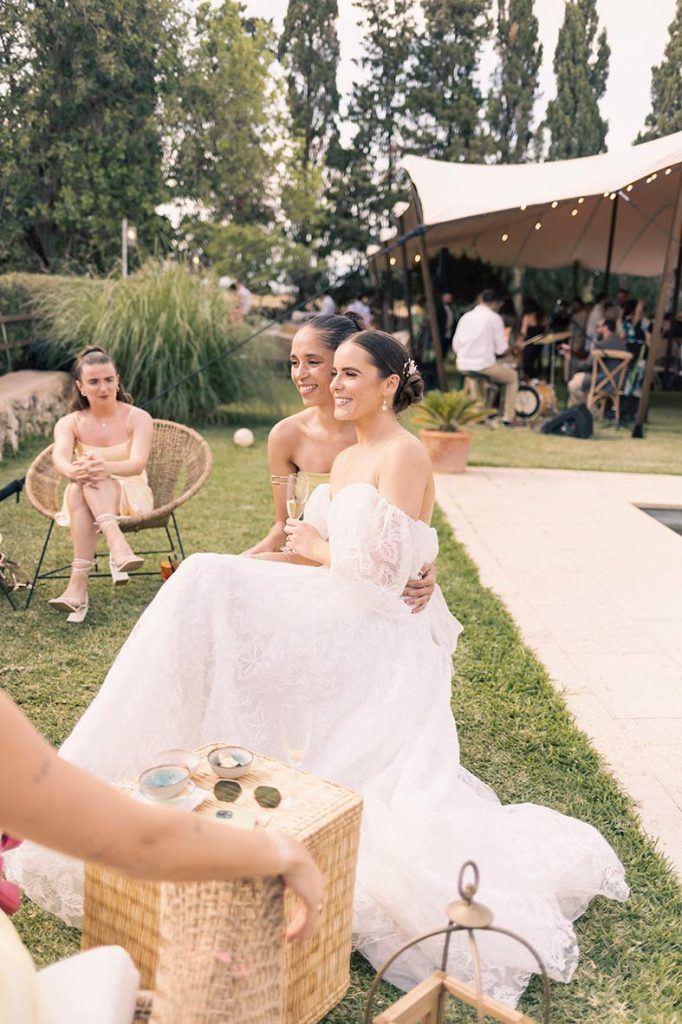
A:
[243, 420, 296, 555]
[0, 692, 322, 941]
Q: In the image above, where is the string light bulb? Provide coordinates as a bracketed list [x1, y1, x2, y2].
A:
[603, 191, 610, 197]
[651, 172, 657, 180]
[578, 197, 585, 204]
[609, 192, 616, 200]
[414, 253, 421, 263]
[520, 203, 527, 210]
[534, 221, 542, 230]
[665, 167, 672, 175]
[501, 233, 509, 242]
[626, 184, 633, 191]
[571, 208, 578, 216]
[551, 201, 558, 208]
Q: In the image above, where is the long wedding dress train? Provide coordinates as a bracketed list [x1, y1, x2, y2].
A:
[9, 484, 628, 1005]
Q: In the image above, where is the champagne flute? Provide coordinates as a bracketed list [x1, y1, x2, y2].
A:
[282, 473, 310, 553]
[286, 472, 309, 521]
[279, 699, 313, 806]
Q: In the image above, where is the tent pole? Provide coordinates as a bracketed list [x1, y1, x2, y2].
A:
[603, 195, 619, 296]
[398, 217, 416, 353]
[632, 168, 682, 437]
[664, 237, 682, 380]
[410, 184, 448, 391]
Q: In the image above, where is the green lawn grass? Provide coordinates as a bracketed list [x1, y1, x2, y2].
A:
[1, 420, 681, 1023]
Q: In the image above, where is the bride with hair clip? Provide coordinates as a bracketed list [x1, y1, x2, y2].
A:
[9, 330, 628, 1007]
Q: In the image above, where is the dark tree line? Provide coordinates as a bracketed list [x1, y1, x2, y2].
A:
[0, 0, 678, 279]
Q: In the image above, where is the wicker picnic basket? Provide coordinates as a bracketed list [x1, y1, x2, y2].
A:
[83, 746, 363, 1024]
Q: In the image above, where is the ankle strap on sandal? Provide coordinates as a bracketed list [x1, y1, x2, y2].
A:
[94, 513, 119, 534]
[72, 558, 94, 577]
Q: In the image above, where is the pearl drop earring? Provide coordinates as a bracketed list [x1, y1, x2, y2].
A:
[382, 398, 388, 412]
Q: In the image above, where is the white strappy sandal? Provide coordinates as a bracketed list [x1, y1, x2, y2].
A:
[48, 559, 93, 623]
[94, 514, 144, 585]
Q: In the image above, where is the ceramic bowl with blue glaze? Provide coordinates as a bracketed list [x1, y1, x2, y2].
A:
[139, 764, 190, 801]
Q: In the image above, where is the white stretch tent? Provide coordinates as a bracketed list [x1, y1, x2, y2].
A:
[398, 132, 682, 278]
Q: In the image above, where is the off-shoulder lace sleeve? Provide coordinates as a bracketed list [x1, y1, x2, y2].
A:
[328, 485, 414, 595]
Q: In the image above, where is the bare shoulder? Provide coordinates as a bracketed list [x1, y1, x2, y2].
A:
[54, 410, 77, 436]
[268, 409, 309, 445]
[381, 430, 431, 475]
[128, 405, 152, 428]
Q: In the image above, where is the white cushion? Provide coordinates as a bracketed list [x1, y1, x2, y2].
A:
[37, 945, 139, 1024]
[0, 911, 40, 1022]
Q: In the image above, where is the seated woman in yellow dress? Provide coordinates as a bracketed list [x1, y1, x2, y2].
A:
[50, 347, 154, 622]
[243, 313, 435, 611]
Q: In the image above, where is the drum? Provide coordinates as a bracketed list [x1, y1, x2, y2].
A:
[515, 383, 540, 420]
[534, 380, 557, 416]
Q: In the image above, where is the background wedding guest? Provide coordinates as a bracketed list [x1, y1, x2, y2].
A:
[567, 317, 628, 406]
[436, 291, 457, 358]
[517, 297, 546, 380]
[453, 289, 519, 426]
[319, 292, 336, 316]
[50, 347, 154, 623]
[346, 294, 371, 324]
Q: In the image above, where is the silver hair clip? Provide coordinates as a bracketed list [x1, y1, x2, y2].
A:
[403, 358, 417, 377]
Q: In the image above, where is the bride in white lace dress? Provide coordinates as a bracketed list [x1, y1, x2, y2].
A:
[10, 330, 628, 1006]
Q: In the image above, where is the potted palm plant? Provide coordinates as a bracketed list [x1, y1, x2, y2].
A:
[412, 390, 491, 473]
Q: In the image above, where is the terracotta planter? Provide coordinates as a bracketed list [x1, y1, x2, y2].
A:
[419, 428, 472, 473]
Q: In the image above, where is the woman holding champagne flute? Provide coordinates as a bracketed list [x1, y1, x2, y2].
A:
[244, 312, 436, 612]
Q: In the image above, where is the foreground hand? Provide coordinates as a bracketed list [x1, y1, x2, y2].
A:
[283, 519, 323, 562]
[402, 562, 436, 614]
[278, 836, 324, 942]
[70, 456, 102, 486]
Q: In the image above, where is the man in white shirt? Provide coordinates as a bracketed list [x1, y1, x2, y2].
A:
[453, 289, 518, 425]
[235, 279, 252, 316]
[346, 295, 371, 324]
[320, 293, 336, 316]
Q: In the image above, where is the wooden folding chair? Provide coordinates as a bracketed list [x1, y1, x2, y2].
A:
[586, 349, 632, 424]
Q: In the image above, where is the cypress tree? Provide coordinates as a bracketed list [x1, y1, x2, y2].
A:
[487, 0, 542, 163]
[278, 0, 340, 171]
[638, 0, 682, 141]
[545, 0, 610, 159]
[407, 0, 491, 162]
[323, 0, 416, 251]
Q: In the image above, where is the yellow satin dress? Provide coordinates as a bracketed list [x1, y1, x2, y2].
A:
[56, 436, 154, 527]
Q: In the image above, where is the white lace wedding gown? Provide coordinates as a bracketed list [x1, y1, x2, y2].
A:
[9, 483, 628, 1005]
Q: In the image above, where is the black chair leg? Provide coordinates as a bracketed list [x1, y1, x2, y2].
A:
[25, 519, 54, 609]
[2, 585, 17, 609]
[171, 512, 186, 560]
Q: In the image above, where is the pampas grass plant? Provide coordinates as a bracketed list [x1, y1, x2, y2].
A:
[5, 262, 276, 423]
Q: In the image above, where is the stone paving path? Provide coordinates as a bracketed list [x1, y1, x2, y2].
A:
[436, 466, 682, 878]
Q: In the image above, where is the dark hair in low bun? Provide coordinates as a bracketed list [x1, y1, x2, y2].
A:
[69, 346, 131, 411]
[347, 329, 425, 413]
[302, 312, 365, 352]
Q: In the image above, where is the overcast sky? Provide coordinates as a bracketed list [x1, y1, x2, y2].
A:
[242, 0, 677, 152]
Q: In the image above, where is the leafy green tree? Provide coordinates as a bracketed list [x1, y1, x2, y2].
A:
[277, 0, 340, 172]
[407, 0, 491, 162]
[0, 0, 176, 272]
[322, 0, 416, 255]
[169, 1, 276, 225]
[638, 0, 682, 141]
[545, 0, 610, 159]
[487, 0, 542, 163]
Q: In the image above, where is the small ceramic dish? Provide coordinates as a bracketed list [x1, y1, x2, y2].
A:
[207, 745, 254, 780]
[135, 780, 205, 812]
[152, 748, 200, 773]
[139, 764, 190, 801]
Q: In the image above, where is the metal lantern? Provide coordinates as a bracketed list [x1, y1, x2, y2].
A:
[364, 861, 551, 1024]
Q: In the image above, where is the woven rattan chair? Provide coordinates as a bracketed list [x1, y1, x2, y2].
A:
[24, 419, 212, 608]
